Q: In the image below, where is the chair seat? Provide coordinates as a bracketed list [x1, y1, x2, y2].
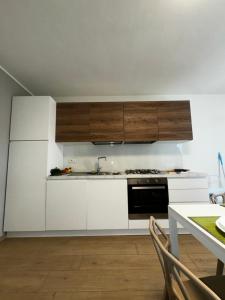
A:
[201, 275, 225, 300]
[181, 275, 225, 300]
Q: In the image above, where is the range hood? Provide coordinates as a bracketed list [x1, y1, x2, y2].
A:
[92, 141, 123, 145]
[124, 141, 156, 144]
[92, 141, 156, 145]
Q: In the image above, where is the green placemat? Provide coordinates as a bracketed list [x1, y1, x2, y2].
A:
[189, 216, 225, 245]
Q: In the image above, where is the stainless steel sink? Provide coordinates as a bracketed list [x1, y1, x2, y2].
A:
[87, 171, 112, 175]
[68, 171, 121, 176]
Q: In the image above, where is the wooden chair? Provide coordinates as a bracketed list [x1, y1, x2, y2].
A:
[149, 216, 225, 300]
[209, 193, 225, 275]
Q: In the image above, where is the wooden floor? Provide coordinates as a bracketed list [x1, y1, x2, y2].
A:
[0, 234, 219, 300]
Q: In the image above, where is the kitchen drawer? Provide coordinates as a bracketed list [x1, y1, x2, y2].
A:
[169, 189, 209, 203]
[168, 178, 208, 190]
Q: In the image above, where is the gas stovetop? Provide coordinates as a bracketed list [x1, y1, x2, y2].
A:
[125, 169, 161, 175]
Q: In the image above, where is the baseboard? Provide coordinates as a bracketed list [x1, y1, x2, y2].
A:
[6, 228, 189, 238]
[0, 233, 6, 242]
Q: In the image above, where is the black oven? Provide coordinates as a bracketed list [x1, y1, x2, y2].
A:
[128, 178, 169, 219]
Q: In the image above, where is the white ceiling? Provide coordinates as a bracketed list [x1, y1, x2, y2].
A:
[1, 0, 225, 96]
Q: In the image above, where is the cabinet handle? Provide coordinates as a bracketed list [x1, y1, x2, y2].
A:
[131, 186, 166, 190]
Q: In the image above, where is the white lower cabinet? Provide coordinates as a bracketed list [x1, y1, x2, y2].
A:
[46, 179, 129, 231]
[86, 180, 129, 230]
[46, 180, 87, 230]
[4, 141, 48, 232]
[169, 189, 209, 203]
[168, 177, 209, 204]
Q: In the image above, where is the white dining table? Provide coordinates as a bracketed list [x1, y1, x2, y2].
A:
[168, 204, 225, 273]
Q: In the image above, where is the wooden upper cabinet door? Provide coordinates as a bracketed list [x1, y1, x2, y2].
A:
[89, 103, 124, 141]
[56, 103, 90, 142]
[124, 102, 158, 142]
[158, 101, 193, 140]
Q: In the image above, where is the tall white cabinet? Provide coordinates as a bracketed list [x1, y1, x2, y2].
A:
[4, 96, 63, 232]
[10, 96, 55, 141]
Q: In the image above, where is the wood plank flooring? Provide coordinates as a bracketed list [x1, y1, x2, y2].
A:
[0, 235, 220, 299]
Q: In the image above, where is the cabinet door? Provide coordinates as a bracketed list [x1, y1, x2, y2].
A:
[4, 141, 48, 231]
[168, 178, 208, 190]
[89, 103, 124, 141]
[169, 189, 209, 203]
[56, 103, 90, 142]
[46, 180, 87, 230]
[87, 180, 128, 230]
[158, 101, 193, 140]
[10, 96, 53, 141]
[124, 102, 158, 142]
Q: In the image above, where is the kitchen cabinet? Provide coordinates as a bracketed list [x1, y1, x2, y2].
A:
[4, 96, 63, 232]
[89, 102, 124, 141]
[10, 96, 55, 141]
[46, 179, 129, 231]
[4, 141, 48, 231]
[46, 180, 87, 230]
[56, 103, 90, 142]
[124, 102, 158, 142]
[158, 101, 193, 140]
[56, 100, 193, 143]
[87, 179, 128, 230]
[168, 177, 209, 204]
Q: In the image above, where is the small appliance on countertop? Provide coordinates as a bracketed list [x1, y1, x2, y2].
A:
[50, 167, 72, 176]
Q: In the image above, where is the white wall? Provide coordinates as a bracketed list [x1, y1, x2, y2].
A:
[0, 69, 29, 236]
[56, 95, 225, 191]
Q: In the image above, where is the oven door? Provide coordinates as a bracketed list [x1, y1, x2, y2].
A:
[128, 181, 169, 219]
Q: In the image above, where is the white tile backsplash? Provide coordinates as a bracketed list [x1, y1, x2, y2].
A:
[63, 142, 183, 172]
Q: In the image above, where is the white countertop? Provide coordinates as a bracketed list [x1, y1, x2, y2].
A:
[47, 171, 208, 180]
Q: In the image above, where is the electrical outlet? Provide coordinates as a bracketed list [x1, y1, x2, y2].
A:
[68, 159, 75, 164]
[67, 159, 76, 171]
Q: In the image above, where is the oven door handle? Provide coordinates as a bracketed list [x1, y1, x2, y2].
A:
[131, 186, 166, 190]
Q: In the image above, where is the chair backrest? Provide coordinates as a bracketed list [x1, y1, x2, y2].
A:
[210, 193, 225, 204]
[148, 216, 171, 292]
[149, 216, 221, 300]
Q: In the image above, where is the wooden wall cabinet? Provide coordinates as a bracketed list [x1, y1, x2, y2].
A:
[124, 102, 158, 142]
[56, 103, 90, 142]
[56, 100, 193, 142]
[158, 101, 193, 140]
[89, 102, 124, 141]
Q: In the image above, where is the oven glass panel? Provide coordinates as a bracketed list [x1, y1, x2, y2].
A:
[128, 182, 169, 219]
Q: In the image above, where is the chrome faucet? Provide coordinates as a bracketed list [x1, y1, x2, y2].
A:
[97, 156, 107, 173]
